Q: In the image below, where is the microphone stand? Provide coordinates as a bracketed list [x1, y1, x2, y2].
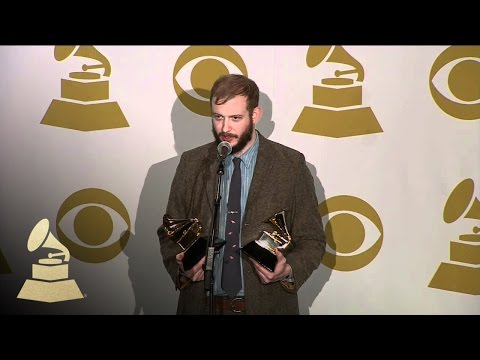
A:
[204, 156, 226, 315]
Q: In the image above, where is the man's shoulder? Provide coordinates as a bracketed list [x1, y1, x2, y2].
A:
[181, 141, 215, 160]
[260, 135, 305, 161]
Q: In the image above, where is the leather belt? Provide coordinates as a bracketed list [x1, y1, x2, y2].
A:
[213, 296, 245, 313]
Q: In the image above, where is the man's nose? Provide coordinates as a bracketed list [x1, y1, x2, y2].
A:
[222, 119, 231, 133]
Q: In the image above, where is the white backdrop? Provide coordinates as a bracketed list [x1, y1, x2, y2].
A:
[0, 45, 479, 314]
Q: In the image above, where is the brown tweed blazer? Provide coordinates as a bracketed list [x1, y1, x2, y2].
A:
[158, 132, 326, 314]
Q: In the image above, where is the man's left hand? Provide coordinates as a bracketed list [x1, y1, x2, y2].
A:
[251, 249, 292, 284]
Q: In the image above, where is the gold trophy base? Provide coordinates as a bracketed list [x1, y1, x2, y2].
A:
[17, 279, 84, 303]
[292, 106, 383, 138]
[41, 99, 129, 131]
[313, 84, 362, 108]
[61, 78, 109, 102]
[242, 241, 277, 272]
[429, 262, 480, 295]
[450, 240, 480, 265]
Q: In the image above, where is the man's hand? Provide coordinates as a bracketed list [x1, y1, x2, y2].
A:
[176, 252, 206, 282]
[251, 249, 292, 284]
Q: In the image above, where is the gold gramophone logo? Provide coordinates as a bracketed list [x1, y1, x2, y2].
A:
[429, 178, 480, 295]
[292, 46, 383, 138]
[17, 218, 83, 303]
[173, 46, 248, 116]
[0, 248, 12, 274]
[429, 46, 480, 121]
[41, 46, 129, 131]
[319, 195, 383, 271]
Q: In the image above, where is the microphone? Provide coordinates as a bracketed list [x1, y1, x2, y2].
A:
[217, 141, 232, 160]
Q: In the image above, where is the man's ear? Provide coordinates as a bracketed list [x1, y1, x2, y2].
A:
[252, 106, 263, 125]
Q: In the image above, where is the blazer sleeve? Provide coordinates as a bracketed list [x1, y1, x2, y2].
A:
[285, 153, 326, 290]
[158, 153, 189, 287]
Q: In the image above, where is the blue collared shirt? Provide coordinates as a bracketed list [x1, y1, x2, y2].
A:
[213, 132, 260, 296]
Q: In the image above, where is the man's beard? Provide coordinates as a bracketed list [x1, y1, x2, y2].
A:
[213, 119, 254, 155]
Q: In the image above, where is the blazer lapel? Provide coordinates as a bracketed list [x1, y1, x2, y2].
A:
[204, 144, 220, 214]
[244, 134, 274, 218]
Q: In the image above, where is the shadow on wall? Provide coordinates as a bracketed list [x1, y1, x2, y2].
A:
[124, 89, 332, 314]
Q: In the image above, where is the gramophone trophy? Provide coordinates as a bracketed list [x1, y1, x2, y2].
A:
[158, 214, 207, 271]
[41, 45, 129, 131]
[429, 178, 480, 295]
[292, 45, 382, 138]
[17, 218, 83, 303]
[242, 210, 293, 272]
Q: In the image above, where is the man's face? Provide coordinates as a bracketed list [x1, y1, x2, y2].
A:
[211, 95, 260, 156]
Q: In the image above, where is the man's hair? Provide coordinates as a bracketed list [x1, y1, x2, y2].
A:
[210, 74, 259, 117]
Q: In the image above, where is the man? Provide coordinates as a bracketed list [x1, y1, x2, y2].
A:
[158, 74, 326, 314]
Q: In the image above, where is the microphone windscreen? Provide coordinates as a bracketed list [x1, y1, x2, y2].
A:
[217, 141, 232, 158]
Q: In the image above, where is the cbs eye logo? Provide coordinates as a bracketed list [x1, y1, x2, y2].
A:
[319, 195, 383, 271]
[56, 188, 131, 263]
[430, 46, 480, 120]
[173, 46, 248, 116]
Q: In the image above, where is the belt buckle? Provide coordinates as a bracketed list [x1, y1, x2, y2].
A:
[230, 297, 244, 313]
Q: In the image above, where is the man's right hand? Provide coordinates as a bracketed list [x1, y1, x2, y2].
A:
[176, 252, 206, 282]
